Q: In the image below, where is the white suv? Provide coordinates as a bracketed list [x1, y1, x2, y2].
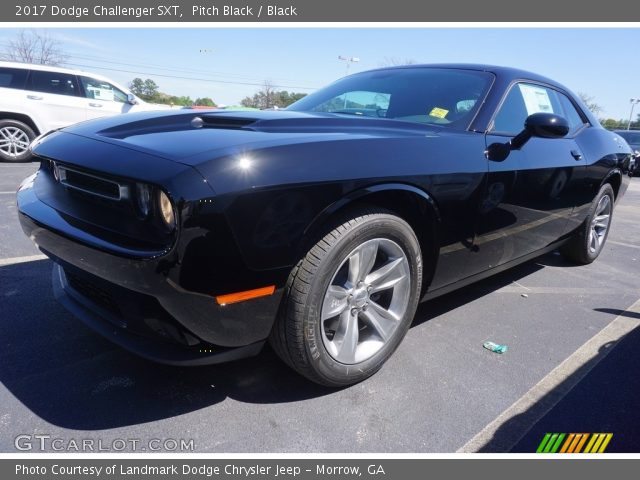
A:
[0, 61, 171, 162]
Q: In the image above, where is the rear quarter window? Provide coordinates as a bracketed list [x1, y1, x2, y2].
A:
[0, 67, 28, 89]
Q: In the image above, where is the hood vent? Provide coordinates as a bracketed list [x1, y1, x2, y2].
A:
[51, 161, 128, 201]
[196, 115, 257, 130]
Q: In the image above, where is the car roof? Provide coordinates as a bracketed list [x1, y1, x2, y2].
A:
[363, 63, 567, 90]
[0, 60, 121, 84]
[0, 60, 135, 96]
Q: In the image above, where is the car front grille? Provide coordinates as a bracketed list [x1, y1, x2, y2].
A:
[54, 162, 127, 201]
[65, 268, 123, 319]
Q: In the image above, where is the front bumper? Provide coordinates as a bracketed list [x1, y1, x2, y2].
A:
[18, 173, 284, 365]
[51, 263, 265, 366]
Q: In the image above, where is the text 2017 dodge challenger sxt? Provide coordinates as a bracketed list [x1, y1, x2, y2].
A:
[18, 65, 632, 386]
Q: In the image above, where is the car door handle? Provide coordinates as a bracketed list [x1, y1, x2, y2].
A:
[570, 150, 582, 161]
[27, 95, 43, 100]
[89, 103, 103, 108]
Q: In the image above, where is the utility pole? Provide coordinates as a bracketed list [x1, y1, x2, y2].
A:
[338, 55, 360, 76]
[628, 98, 640, 130]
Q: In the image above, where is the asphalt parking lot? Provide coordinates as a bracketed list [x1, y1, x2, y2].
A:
[1, 161, 639, 453]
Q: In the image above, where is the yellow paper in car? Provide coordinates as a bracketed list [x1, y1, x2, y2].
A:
[429, 107, 449, 119]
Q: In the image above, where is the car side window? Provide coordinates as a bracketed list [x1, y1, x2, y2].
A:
[557, 93, 588, 135]
[0, 67, 28, 89]
[28, 70, 79, 97]
[491, 85, 529, 134]
[80, 76, 128, 103]
[492, 82, 586, 136]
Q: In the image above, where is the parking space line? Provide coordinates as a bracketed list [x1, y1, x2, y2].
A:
[458, 297, 640, 453]
[0, 254, 48, 266]
[495, 286, 640, 295]
[0, 191, 17, 194]
[608, 240, 640, 250]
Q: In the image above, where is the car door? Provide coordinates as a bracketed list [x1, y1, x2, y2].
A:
[25, 70, 87, 131]
[79, 75, 133, 120]
[478, 82, 587, 267]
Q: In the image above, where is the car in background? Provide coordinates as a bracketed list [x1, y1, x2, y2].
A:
[614, 130, 640, 176]
[0, 61, 171, 162]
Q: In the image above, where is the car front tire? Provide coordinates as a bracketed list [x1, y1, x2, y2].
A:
[0, 120, 36, 162]
[561, 183, 615, 265]
[270, 208, 423, 387]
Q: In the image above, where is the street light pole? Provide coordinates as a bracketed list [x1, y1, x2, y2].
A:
[338, 55, 360, 76]
[628, 98, 640, 130]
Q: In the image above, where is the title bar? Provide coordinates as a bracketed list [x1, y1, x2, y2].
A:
[2, 0, 640, 22]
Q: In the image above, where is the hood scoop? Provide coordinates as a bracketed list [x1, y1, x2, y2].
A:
[194, 115, 257, 130]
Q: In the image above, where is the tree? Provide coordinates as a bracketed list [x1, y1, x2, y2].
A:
[578, 92, 603, 117]
[128, 78, 159, 102]
[241, 81, 307, 109]
[128, 78, 203, 106]
[194, 97, 216, 107]
[0, 29, 68, 66]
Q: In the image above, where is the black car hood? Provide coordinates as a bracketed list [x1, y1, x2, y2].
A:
[60, 110, 439, 166]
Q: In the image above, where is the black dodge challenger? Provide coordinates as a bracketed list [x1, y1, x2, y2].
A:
[18, 64, 632, 386]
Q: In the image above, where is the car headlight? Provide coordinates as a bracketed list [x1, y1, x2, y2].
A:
[158, 190, 176, 230]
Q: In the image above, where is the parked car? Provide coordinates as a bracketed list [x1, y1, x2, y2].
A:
[0, 61, 171, 162]
[18, 64, 633, 386]
[614, 130, 640, 176]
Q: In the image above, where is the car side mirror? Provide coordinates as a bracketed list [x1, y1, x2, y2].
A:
[126, 93, 139, 105]
[486, 113, 570, 162]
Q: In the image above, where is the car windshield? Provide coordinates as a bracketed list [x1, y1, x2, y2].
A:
[617, 131, 640, 145]
[288, 67, 493, 128]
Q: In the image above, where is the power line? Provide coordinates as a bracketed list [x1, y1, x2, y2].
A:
[64, 51, 312, 85]
[0, 42, 320, 90]
[64, 62, 318, 90]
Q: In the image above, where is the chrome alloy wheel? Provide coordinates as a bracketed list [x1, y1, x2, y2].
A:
[588, 194, 612, 254]
[0, 126, 30, 158]
[320, 238, 411, 364]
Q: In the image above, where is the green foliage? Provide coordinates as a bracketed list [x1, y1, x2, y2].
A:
[129, 77, 160, 101]
[128, 77, 213, 107]
[241, 84, 307, 109]
[194, 97, 216, 107]
[600, 117, 640, 130]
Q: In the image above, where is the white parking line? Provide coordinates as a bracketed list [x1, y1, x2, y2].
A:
[495, 286, 640, 295]
[0, 254, 48, 266]
[0, 191, 17, 194]
[608, 239, 640, 250]
[458, 297, 640, 452]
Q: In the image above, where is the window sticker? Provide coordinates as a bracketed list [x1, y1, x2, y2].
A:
[519, 84, 554, 115]
[429, 107, 449, 119]
[88, 84, 115, 101]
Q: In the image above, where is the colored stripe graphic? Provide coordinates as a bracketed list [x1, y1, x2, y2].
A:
[574, 433, 589, 453]
[584, 434, 599, 453]
[536, 433, 551, 453]
[598, 434, 613, 453]
[559, 433, 575, 453]
[537, 433, 612, 453]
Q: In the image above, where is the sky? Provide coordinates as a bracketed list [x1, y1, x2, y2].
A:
[0, 27, 638, 119]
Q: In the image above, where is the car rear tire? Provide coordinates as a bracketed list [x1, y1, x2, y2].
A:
[269, 208, 423, 386]
[0, 120, 36, 162]
[561, 183, 615, 265]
